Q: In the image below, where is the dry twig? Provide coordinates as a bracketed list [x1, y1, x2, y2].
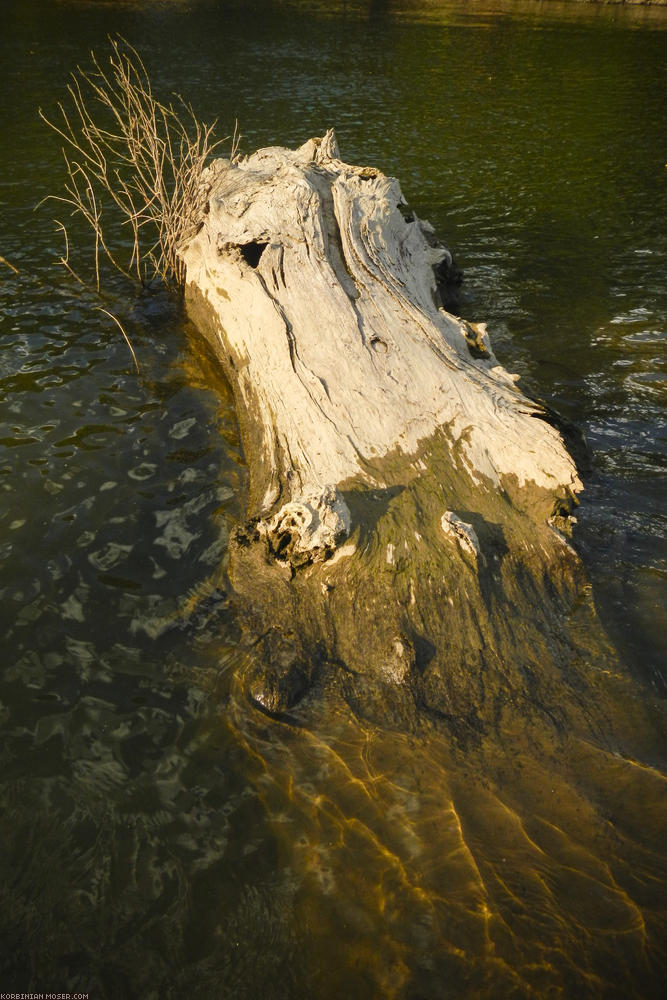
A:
[40, 37, 232, 290]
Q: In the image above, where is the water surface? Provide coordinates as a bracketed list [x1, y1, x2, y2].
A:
[1, 1, 665, 996]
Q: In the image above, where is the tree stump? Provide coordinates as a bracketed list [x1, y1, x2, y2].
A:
[181, 131, 592, 731]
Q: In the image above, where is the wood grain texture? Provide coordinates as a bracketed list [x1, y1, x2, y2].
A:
[183, 131, 580, 565]
[181, 133, 603, 727]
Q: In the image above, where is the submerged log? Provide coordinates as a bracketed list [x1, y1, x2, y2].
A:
[181, 131, 591, 730]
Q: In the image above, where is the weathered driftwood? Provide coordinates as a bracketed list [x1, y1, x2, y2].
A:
[181, 131, 590, 728]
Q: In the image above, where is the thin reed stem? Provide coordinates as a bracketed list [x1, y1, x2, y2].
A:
[40, 36, 232, 291]
[0, 255, 19, 275]
[97, 307, 140, 374]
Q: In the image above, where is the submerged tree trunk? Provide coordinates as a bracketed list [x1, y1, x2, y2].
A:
[181, 131, 597, 731]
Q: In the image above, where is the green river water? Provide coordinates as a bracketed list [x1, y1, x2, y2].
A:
[1, 1, 665, 997]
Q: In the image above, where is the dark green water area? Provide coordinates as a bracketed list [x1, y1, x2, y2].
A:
[1, 1, 666, 996]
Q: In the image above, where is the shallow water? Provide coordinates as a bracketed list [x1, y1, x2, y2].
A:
[1, 1, 666, 997]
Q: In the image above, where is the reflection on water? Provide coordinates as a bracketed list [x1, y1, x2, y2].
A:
[1, 1, 666, 996]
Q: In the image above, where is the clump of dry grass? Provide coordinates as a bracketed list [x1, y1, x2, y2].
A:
[40, 36, 238, 290]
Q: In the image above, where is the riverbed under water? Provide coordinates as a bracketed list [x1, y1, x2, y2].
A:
[1, 1, 666, 997]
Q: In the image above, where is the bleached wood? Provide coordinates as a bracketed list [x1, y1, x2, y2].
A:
[182, 131, 580, 561]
